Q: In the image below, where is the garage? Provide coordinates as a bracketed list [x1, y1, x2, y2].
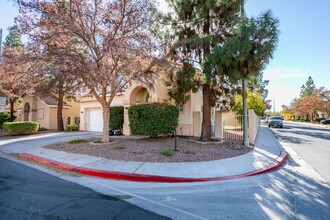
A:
[88, 109, 103, 131]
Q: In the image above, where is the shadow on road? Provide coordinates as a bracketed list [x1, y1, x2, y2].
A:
[274, 124, 330, 142]
[253, 159, 330, 219]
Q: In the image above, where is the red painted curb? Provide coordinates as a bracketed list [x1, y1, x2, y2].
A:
[18, 151, 288, 183]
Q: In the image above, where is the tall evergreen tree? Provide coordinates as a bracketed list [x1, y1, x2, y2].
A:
[4, 25, 23, 48]
[300, 76, 316, 98]
[162, 0, 243, 141]
[206, 8, 279, 146]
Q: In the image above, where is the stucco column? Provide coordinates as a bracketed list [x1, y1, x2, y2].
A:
[248, 109, 259, 144]
[123, 100, 131, 136]
[215, 110, 224, 139]
[80, 108, 87, 131]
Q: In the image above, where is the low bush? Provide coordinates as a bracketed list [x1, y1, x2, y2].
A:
[315, 117, 325, 123]
[3, 121, 39, 134]
[0, 112, 13, 130]
[128, 103, 179, 137]
[66, 124, 79, 131]
[160, 149, 174, 157]
[68, 139, 87, 144]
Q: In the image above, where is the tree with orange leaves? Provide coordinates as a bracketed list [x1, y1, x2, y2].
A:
[0, 26, 31, 120]
[16, 0, 159, 142]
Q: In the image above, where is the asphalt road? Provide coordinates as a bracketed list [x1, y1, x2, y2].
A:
[270, 121, 330, 184]
[1, 126, 330, 219]
[0, 157, 170, 220]
[68, 154, 330, 220]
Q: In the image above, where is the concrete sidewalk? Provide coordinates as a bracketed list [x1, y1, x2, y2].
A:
[0, 126, 287, 182]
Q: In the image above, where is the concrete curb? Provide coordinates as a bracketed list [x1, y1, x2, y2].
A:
[18, 150, 288, 183]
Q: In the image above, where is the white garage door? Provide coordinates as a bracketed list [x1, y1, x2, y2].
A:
[88, 110, 103, 131]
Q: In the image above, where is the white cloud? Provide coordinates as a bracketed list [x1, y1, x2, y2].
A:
[263, 67, 309, 80]
[262, 67, 312, 112]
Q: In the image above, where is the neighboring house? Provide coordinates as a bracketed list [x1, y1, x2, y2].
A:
[79, 74, 204, 137]
[0, 105, 9, 113]
[15, 94, 80, 130]
[317, 111, 329, 119]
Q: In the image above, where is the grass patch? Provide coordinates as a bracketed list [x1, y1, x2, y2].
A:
[68, 139, 87, 144]
[112, 146, 125, 151]
[160, 149, 174, 157]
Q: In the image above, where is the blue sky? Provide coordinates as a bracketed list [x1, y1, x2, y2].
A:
[245, 0, 330, 111]
[1, 0, 329, 112]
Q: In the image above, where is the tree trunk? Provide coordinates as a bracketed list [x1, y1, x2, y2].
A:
[57, 83, 64, 131]
[102, 105, 110, 143]
[200, 84, 212, 142]
[9, 98, 15, 121]
[200, 8, 211, 142]
[242, 77, 249, 147]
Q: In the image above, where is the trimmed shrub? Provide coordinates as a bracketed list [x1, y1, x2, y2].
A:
[109, 106, 124, 130]
[66, 124, 79, 131]
[315, 117, 325, 123]
[128, 103, 179, 137]
[0, 112, 13, 129]
[3, 121, 39, 134]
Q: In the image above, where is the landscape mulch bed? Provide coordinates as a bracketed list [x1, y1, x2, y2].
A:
[44, 137, 252, 163]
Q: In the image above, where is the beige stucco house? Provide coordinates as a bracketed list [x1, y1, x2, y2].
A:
[79, 74, 260, 144]
[16, 94, 80, 130]
[79, 74, 204, 137]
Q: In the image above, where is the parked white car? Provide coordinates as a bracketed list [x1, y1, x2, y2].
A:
[268, 116, 283, 128]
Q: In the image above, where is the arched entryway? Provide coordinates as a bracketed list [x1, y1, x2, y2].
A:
[123, 86, 151, 135]
[23, 103, 30, 121]
[129, 86, 150, 105]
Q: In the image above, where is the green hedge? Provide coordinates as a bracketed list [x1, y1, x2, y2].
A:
[315, 117, 325, 123]
[0, 112, 13, 129]
[66, 124, 79, 131]
[3, 121, 39, 134]
[128, 103, 179, 137]
[109, 106, 124, 130]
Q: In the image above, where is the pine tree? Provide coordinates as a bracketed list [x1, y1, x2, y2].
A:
[4, 26, 23, 48]
[162, 0, 243, 141]
[300, 76, 316, 98]
[205, 7, 279, 146]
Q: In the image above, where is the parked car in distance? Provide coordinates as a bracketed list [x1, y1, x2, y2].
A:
[268, 116, 283, 128]
[320, 119, 330, 125]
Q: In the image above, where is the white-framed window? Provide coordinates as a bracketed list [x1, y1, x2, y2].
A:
[37, 108, 44, 119]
